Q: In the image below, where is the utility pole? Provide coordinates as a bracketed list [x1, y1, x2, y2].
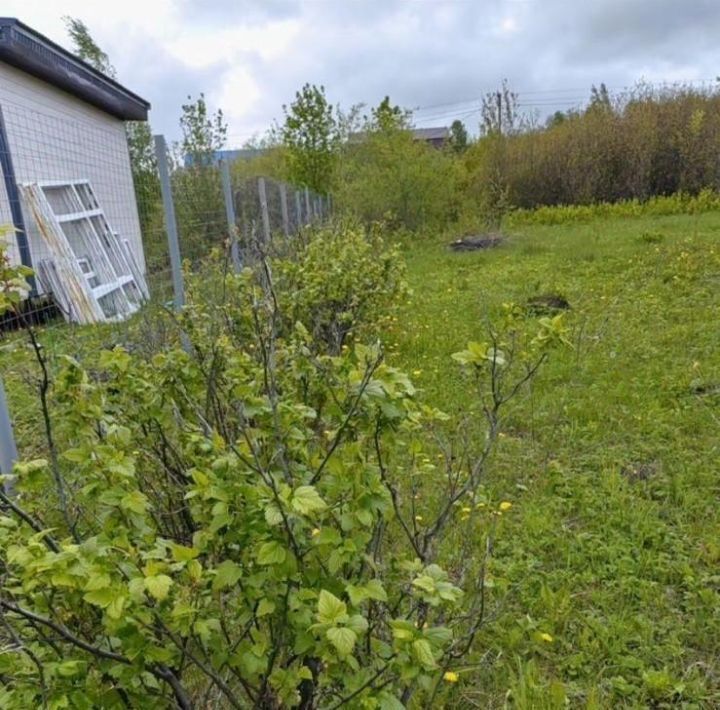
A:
[496, 91, 502, 136]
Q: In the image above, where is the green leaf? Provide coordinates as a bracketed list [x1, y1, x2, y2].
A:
[257, 541, 287, 566]
[412, 575, 436, 594]
[364, 579, 388, 602]
[145, 574, 173, 601]
[213, 560, 242, 591]
[107, 594, 126, 620]
[84, 574, 111, 592]
[264, 504, 284, 526]
[424, 626, 453, 647]
[317, 590, 347, 625]
[83, 588, 116, 609]
[187, 559, 202, 582]
[120, 490, 149, 515]
[347, 580, 387, 606]
[346, 614, 368, 634]
[390, 619, 417, 641]
[379, 694, 406, 710]
[326, 627, 357, 656]
[411, 639, 437, 670]
[170, 544, 199, 562]
[291, 485, 327, 515]
[257, 598, 276, 617]
[56, 660, 84, 678]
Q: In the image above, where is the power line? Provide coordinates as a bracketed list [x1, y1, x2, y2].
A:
[412, 77, 720, 118]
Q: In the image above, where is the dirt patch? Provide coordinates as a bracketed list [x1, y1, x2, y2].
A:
[526, 293, 571, 315]
[621, 460, 661, 483]
[689, 381, 720, 397]
[449, 234, 504, 252]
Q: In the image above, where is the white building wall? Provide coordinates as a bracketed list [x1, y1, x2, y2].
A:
[0, 62, 146, 282]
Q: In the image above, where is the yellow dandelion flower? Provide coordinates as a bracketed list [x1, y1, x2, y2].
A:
[311, 528, 321, 537]
[499, 501, 512, 512]
[443, 671, 459, 683]
[539, 632, 553, 643]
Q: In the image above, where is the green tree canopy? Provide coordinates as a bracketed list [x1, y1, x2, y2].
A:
[281, 83, 338, 194]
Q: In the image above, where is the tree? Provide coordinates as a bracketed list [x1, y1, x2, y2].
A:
[588, 82, 613, 114]
[63, 17, 160, 255]
[481, 79, 519, 136]
[62, 16, 115, 78]
[371, 96, 411, 132]
[546, 110, 568, 128]
[179, 94, 227, 167]
[170, 95, 228, 258]
[281, 83, 338, 195]
[449, 119, 468, 153]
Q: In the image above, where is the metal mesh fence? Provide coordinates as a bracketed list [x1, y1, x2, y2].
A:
[0, 112, 331, 336]
[0, 116, 332, 474]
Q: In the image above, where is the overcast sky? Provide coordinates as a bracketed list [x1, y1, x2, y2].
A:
[7, 0, 720, 144]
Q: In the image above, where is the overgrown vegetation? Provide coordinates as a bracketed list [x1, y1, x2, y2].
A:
[232, 80, 720, 233]
[0, 220, 566, 706]
[10, 24, 720, 708]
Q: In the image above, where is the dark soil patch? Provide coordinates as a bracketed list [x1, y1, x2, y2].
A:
[526, 293, 571, 315]
[689, 381, 720, 397]
[621, 460, 661, 483]
[449, 234, 504, 252]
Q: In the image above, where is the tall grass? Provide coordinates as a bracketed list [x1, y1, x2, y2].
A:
[504, 188, 720, 227]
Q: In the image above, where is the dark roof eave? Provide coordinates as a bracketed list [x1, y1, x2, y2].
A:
[0, 18, 150, 121]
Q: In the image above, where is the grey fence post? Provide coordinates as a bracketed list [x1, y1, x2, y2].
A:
[279, 183, 290, 237]
[220, 160, 241, 272]
[0, 376, 18, 496]
[304, 188, 311, 225]
[153, 134, 185, 310]
[258, 177, 271, 243]
[295, 190, 302, 229]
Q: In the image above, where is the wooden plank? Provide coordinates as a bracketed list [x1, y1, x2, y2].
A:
[19, 183, 105, 324]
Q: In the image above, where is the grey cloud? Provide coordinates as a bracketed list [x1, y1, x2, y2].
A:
[104, 0, 720, 142]
[174, 0, 302, 25]
[107, 33, 231, 137]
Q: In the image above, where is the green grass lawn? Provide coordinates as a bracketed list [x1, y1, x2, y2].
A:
[386, 213, 720, 707]
[2, 211, 719, 708]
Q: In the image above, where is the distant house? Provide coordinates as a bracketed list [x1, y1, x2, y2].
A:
[348, 126, 450, 149]
[411, 127, 450, 148]
[0, 17, 150, 286]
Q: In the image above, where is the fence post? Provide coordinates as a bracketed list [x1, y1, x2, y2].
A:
[0, 376, 18, 496]
[304, 188, 311, 224]
[295, 190, 302, 229]
[153, 134, 185, 310]
[279, 183, 290, 237]
[258, 177, 271, 243]
[220, 160, 241, 272]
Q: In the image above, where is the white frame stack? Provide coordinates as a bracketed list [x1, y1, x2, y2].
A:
[18, 180, 148, 324]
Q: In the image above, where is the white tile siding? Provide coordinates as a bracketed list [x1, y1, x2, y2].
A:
[0, 62, 145, 284]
